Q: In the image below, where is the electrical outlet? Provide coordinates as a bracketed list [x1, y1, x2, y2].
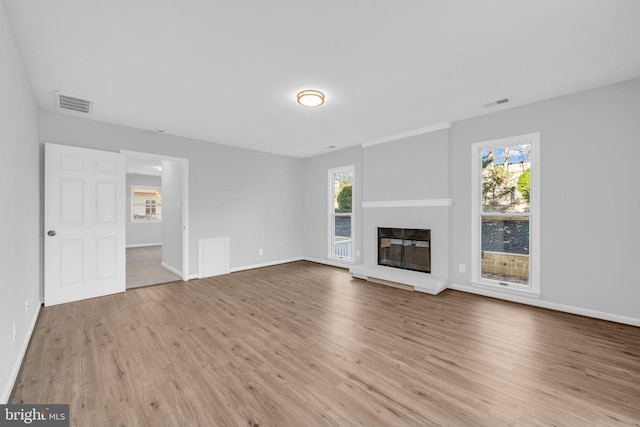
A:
[13, 322, 17, 342]
[459, 264, 466, 273]
[25, 300, 29, 315]
[258, 248, 264, 256]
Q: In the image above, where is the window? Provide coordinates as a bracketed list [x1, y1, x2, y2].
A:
[131, 186, 162, 222]
[471, 133, 540, 296]
[328, 166, 354, 261]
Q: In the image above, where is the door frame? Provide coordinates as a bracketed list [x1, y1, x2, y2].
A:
[121, 150, 190, 281]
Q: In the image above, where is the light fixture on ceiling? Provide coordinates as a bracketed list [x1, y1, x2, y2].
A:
[297, 90, 325, 107]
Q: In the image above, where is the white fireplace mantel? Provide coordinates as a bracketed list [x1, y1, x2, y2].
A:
[361, 199, 453, 208]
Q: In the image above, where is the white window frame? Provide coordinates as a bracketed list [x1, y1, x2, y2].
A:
[130, 185, 162, 223]
[471, 133, 540, 297]
[328, 165, 355, 262]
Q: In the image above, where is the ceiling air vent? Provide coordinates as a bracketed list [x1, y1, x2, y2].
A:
[484, 98, 510, 108]
[53, 91, 93, 114]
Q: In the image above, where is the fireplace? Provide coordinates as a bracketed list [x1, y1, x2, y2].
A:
[378, 228, 431, 273]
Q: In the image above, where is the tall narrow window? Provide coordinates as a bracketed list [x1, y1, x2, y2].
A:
[471, 134, 540, 296]
[131, 186, 162, 222]
[329, 166, 354, 261]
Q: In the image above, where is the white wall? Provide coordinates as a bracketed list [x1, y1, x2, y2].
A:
[0, 1, 41, 403]
[450, 78, 640, 322]
[39, 111, 304, 276]
[161, 160, 182, 272]
[126, 174, 162, 247]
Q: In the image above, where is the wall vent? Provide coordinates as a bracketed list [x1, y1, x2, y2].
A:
[53, 91, 93, 114]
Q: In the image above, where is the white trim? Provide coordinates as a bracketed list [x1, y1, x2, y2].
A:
[449, 283, 640, 327]
[229, 257, 304, 273]
[126, 243, 162, 248]
[349, 264, 448, 295]
[327, 255, 356, 264]
[470, 280, 540, 298]
[161, 261, 183, 278]
[362, 199, 453, 208]
[122, 150, 189, 281]
[328, 165, 355, 262]
[198, 237, 230, 278]
[361, 122, 452, 148]
[303, 257, 351, 269]
[470, 133, 540, 295]
[2, 303, 41, 404]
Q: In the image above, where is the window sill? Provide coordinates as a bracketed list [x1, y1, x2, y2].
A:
[327, 256, 355, 264]
[470, 280, 541, 298]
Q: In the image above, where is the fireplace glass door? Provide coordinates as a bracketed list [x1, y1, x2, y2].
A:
[378, 228, 430, 273]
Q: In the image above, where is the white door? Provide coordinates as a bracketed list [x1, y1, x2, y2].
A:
[44, 143, 126, 306]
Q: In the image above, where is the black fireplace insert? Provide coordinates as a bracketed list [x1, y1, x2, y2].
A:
[378, 228, 431, 273]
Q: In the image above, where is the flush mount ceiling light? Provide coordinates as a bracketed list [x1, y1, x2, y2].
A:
[297, 90, 325, 107]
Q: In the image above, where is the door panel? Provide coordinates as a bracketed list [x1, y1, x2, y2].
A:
[45, 143, 125, 306]
[60, 180, 84, 223]
[96, 182, 116, 223]
[96, 237, 117, 279]
[59, 239, 83, 285]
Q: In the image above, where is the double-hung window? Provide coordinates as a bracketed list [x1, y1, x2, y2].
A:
[328, 166, 354, 261]
[131, 186, 162, 222]
[471, 133, 540, 296]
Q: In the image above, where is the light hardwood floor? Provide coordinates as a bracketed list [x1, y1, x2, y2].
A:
[11, 261, 640, 426]
[126, 246, 181, 289]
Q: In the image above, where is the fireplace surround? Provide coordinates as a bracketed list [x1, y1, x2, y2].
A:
[378, 227, 431, 273]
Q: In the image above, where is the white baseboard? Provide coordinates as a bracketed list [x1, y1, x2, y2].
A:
[230, 257, 304, 273]
[449, 283, 640, 327]
[126, 243, 161, 248]
[2, 302, 41, 404]
[161, 262, 183, 278]
[303, 257, 353, 269]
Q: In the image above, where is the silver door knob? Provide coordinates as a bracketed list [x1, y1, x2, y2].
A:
[47, 230, 56, 236]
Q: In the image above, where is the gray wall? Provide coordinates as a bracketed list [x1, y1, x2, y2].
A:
[0, 1, 41, 403]
[39, 111, 304, 275]
[126, 174, 162, 247]
[302, 146, 363, 264]
[161, 160, 183, 272]
[450, 78, 640, 319]
[362, 130, 450, 201]
[361, 130, 450, 277]
[301, 130, 452, 277]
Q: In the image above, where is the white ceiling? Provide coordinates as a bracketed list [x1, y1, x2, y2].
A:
[5, 0, 640, 158]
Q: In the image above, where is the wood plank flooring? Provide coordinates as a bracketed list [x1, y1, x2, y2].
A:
[11, 261, 640, 426]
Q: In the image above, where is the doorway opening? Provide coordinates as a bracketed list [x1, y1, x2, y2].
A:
[123, 151, 189, 288]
